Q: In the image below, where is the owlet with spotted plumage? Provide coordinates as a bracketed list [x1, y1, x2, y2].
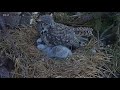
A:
[37, 14, 93, 49]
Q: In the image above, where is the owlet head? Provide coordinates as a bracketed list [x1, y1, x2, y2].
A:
[37, 14, 55, 28]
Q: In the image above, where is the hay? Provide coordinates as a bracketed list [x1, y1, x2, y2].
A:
[0, 27, 113, 78]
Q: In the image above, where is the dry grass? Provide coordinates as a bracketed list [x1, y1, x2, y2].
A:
[0, 27, 115, 78]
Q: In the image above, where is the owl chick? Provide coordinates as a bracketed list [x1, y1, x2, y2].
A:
[37, 38, 72, 59]
[37, 14, 93, 49]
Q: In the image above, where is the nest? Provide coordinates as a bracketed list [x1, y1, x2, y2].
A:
[0, 27, 114, 78]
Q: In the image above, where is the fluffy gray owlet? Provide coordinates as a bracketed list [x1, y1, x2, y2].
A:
[37, 38, 72, 59]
